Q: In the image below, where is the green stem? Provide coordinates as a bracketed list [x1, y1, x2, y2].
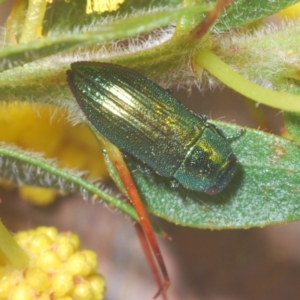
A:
[19, 0, 48, 43]
[0, 220, 29, 269]
[4, 0, 28, 44]
[194, 49, 300, 112]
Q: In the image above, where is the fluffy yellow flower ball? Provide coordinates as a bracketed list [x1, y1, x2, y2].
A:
[0, 226, 105, 300]
[0, 103, 108, 205]
[277, 2, 300, 19]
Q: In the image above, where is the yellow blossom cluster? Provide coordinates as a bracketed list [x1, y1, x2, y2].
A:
[277, 2, 300, 19]
[0, 103, 108, 205]
[0, 226, 105, 300]
[86, 0, 125, 14]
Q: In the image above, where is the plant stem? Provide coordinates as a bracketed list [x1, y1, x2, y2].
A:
[194, 49, 300, 112]
[19, 0, 48, 43]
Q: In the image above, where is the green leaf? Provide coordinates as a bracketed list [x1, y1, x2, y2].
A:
[2, 118, 300, 230]
[0, 143, 138, 221]
[214, 0, 299, 30]
[0, 4, 209, 71]
[43, 0, 180, 32]
[2, 0, 300, 231]
[128, 121, 300, 229]
[210, 21, 300, 98]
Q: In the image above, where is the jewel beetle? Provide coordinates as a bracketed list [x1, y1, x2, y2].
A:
[67, 62, 238, 195]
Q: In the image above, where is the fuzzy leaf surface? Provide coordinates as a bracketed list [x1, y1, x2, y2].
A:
[0, 143, 137, 220]
[43, 0, 180, 32]
[126, 121, 300, 229]
[0, 4, 208, 71]
[214, 0, 299, 30]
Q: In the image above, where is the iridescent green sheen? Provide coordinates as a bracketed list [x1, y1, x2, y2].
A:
[67, 62, 237, 194]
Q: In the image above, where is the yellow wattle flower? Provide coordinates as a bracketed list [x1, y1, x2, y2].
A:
[0, 226, 105, 300]
[277, 2, 300, 19]
[86, 0, 125, 14]
[0, 103, 108, 205]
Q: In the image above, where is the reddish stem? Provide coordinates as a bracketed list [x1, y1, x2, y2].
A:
[135, 224, 168, 300]
[105, 140, 170, 299]
[190, 0, 233, 41]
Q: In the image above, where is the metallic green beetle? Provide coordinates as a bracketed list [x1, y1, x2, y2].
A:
[67, 62, 238, 195]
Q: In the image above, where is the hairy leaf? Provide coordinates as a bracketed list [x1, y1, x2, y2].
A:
[0, 4, 209, 71]
[0, 143, 137, 220]
[214, 0, 299, 30]
[128, 121, 300, 229]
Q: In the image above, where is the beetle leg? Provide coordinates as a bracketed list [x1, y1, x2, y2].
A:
[226, 129, 245, 141]
[170, 179, 180, 188]
[205, 122, 227, 139]
[124, 154, 154, 175]
[199, 114, 208, 122]
[136, 163, 154, 175]
[165, 88, 173, 96]
[205, 122, 245, 141]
